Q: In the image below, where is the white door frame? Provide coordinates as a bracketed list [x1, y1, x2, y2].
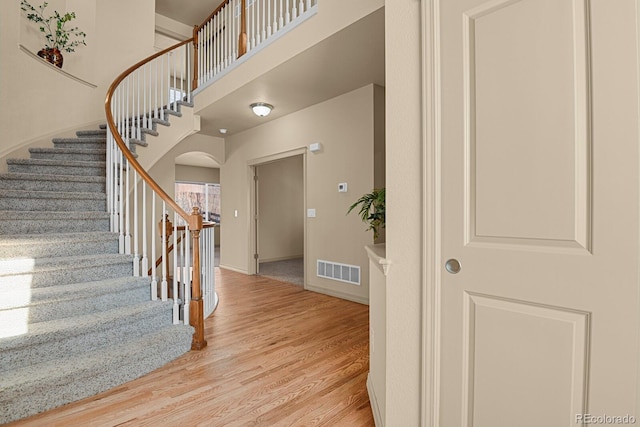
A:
[418, 1, 640, 425]
[247, 148, 307, 285]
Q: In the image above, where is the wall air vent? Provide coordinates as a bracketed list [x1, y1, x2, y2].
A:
[317, 260, 360, 285]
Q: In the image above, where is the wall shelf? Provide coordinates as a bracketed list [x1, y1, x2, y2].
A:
[19, 44, 97, 89]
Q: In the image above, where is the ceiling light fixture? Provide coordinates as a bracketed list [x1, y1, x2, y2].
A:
[250, 102, 273, 117]
[219, 128, 228, 134]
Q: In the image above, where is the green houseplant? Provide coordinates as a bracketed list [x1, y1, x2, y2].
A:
[20, 0, 87, 68]
[347, 188, 385, 241]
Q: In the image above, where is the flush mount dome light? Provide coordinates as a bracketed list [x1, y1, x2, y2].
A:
[250, 102, 273, 117]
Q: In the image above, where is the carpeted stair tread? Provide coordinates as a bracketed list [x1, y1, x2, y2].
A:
[0, 231, 117, 258]
[0, 276, 151, 323]
[7, 158, 105, 168]
[0, 300, 175, 368]
[0, 211, 110, 234]
[29, 147, 106, 162]
[7, 158, 106, 177]
[76, 129, 107, 138]
[0, 189, 105, 200]
[0, 210, 109, 220]
[0, 172, 104, 184]
[0, 252, 131, 276]
[52, 137, 106, 144]
[0, 275, 149, 308]
[0, 324, 193, 423]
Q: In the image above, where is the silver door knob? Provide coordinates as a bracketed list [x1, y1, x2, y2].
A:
[445, 259, 461, 274]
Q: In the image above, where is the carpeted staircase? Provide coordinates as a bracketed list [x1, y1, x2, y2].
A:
[0, 126, 194, 424]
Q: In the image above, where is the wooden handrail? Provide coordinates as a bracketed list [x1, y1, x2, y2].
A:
[194, 0, 233, 33]
[105, 38, 207, 351]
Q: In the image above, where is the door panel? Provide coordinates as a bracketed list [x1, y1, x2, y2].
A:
[438, 0, 640, 425]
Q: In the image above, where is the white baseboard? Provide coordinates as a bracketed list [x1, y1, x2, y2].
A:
[218, 264, 249, 275]
[367, 373, 383, 426]
[304, 284, 369, 305]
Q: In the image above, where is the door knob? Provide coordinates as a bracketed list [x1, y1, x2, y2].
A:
[445, 258, 461, 274]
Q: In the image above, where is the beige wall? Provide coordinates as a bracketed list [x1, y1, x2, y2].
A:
[257, 155, 304, 262]
[0, 0, 156, 169]
[175, 165, 220, 184]
[221, 84, 380, 304]
[385, 0, 423, 425]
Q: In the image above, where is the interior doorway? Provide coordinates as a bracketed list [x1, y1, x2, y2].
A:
[253, 154, 305, 286]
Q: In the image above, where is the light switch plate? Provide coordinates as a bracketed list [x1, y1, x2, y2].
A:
[307, 208, 316, 218]
[338, 182, 348, 192]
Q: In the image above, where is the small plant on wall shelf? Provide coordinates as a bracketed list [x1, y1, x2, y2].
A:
[347, 188, 385, 241]
[20, 0, 87, 68]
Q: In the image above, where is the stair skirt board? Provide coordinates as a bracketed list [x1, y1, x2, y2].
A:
[0, 123, 193, 424]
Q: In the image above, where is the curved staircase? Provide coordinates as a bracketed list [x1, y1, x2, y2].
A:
[0, 127, 193, 424]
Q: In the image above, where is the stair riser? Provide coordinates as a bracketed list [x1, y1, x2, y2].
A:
[8, 164, 105, 177]
[0, 262, 134, 289]
[52, 141, 105, 150]
[0, 197, 106, 212]
[30, 152, 106, 162]
[0, 239, 117, 259]
[0, 286, 150, 324]
[0, 218, 110, 235]
[0, 307, 172, 372]
[0, 179, 104, 193]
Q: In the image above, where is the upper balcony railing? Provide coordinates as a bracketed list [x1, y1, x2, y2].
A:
[193, 0, 318, 90]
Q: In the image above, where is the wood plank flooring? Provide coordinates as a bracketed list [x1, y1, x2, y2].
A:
[7, 268, 374, 426]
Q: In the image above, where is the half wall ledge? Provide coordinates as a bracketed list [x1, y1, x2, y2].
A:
[365, 243, 390, 276]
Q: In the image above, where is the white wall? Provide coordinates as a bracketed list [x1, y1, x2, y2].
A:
[0, 0, 156, 169]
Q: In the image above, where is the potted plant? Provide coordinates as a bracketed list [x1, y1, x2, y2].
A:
[20, 0, 87, 68]
[347, 188, 385, 241]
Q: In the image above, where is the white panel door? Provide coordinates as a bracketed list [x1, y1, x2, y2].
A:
[437, 0, 640, 425]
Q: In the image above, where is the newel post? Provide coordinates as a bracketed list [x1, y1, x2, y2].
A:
[192, 25, 199, 90]
[189, 207, 208, 350]
[238, 0, 247, 57]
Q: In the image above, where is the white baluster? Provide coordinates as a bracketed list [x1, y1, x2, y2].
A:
[151, 192, 158, 300]
[286, 0, 290, 24]
[184, 225, 191, 325]
[160, 56, 165, 120]
[279, 0, 283, 29]
[292, 0, 297, 19]
[268, 0, 273, 36]
[161, 203, 168, 301]
[173, 213, 179, 324]
[299, 0, 304, 15]
[261, 0, 266, 42]
[141, 183, 148, 277]
[306, 0, 311, 11]
[251, 0, 255, 50]
[154, 58, 159, 119]
[118, 150, 124, 254]
[133, 169, 140, 276]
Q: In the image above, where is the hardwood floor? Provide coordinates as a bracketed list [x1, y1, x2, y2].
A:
[8, 268, 375, 426]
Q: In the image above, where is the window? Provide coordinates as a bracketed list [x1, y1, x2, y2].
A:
[175, 182, 220, 223]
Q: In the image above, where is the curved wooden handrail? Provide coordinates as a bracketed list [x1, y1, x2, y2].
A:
[104, 38, 196, 227]
[105, 37, 208, 350]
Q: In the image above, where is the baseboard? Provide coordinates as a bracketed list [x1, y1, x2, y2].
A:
[218, 264, 250, 275]
[367, 373, 383, 426]
[304, 284, 369, 305]
[259, 254, 303, 263]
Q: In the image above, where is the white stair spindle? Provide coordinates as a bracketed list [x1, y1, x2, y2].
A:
[261, 0, 266, 42]
[141, 183, 148, 277]
[184, 225, 191, 325]
[299, 0, 304, 15]
[133, 169, 140, 276]
[286, 0, 290, 24]
[136, 69, 141, 140]
[161, 203, 168, 301]
[279, 0, 283, 29]
[118, 150, 124, 254]
[292, 0, 297, 19]
[151, 192, 158, 300]
[172, 213, 179, 324]
[268, 0, 273, 36]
